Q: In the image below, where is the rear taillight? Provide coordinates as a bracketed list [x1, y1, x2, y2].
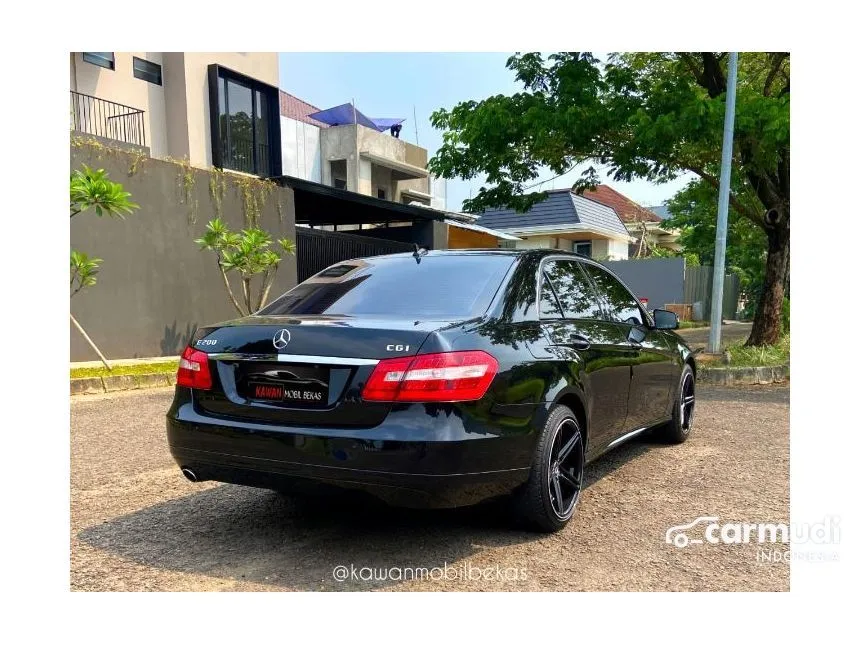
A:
[177, 346, 212, 390]
[362, 351, 498, 403]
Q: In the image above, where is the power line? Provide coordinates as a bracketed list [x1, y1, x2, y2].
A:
[523, 167, 579, 191]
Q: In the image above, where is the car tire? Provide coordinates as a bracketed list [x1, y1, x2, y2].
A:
[510, 405, 585, 533]
[656, 363, 696, 444]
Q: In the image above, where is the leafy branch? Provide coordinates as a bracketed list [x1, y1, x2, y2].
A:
[70, 165, 138, 218]
[70, 251, 102, 298]
[196, 218, 296, 316]
[70, 165, 139, 369]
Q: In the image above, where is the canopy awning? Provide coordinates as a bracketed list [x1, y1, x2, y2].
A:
[278, 175, 449, 226]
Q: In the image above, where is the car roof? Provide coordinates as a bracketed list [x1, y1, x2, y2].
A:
[362, 248, 594, 261]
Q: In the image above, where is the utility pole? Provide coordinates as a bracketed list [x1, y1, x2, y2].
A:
[707, 52, 738, 354]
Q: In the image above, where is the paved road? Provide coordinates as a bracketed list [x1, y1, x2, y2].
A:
[71, 384, 788, 591]
[677, 322, 752, 349]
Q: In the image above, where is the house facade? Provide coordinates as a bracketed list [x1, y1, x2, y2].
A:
[582, 185, 681, 256]
[278, 92, 447, 210]
[476, 189, 633, 260]
[277, 90, 520, 248]
[70, 52, 282, 176]
[70, 52, 515, 253]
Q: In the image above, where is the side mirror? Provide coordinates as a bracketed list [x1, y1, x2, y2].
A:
[628, 325, 647, 344]
[653, 308, 679, 330]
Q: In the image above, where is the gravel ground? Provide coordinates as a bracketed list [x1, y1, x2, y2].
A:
[71, 384, 789, 591]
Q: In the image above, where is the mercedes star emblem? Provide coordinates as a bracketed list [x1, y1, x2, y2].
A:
[272, 329, 291, 350]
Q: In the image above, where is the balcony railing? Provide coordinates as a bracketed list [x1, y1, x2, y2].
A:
[70, 91, 146, 147]
[223, 134, 271, 177]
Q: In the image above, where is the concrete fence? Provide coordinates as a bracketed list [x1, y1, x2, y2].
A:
[602, 257, 740, 320]
[601, 257, 686, 310]
[70, 139, 298, 361]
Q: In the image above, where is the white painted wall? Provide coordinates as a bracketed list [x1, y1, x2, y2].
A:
[592, 238, 628, 260]
[591, 239, 609, 258]
[515, 236, 555, 249]
[607, 239, 629, 260]
[516, 235, 628, 259]
[280, 116, 322, 182]
[430, 176, 447, 210]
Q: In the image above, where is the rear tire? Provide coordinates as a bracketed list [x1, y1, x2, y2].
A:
[510, 405, 585, 533]
[656, 364, 696, 443]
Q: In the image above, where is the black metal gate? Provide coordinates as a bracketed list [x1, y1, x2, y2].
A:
[296, 227, 414, 282]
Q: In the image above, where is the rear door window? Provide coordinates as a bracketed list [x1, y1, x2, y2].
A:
[542, 260, 604, 320]
[539, 270, 564, 319]
[579, 262, 645, 326]
[259, 254, 515, 318]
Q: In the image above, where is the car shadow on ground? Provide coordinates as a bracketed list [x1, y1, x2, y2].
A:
[78, 436, 664, 591]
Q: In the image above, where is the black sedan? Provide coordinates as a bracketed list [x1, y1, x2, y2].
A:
[167, 249, 696, 532]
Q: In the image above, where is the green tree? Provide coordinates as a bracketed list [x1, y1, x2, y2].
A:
[428, 52, 789, 346]
[664, 178, 769, 314]
[196, 218, 296, 316]
[70, 165, 139, 367]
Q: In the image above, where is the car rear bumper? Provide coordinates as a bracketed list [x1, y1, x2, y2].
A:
[166, 395, 537, 509]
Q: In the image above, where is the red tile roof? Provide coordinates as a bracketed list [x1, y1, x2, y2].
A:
[581, 184, 662, 224]
[279, 91, 328, 128]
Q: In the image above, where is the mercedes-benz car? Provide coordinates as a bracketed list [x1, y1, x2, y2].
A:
[167, 249, 696, 532]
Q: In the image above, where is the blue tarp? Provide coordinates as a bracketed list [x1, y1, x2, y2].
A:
[307, 103, 405, 132]
[370, 117, 406, 131]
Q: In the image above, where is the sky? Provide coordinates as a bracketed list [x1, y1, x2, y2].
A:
[279, 53, 692, 213]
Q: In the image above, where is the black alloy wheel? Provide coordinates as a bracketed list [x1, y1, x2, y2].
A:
[511, 405, 586, 532]
[679, 370, 695, 433]
[657, 363, 696, 443]
[547, 418, 585, 520]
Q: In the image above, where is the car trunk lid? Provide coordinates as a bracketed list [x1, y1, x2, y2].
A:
[192, 315, 458, 428]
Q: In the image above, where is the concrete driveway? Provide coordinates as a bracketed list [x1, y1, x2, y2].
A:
[71, 383, 788, 591]
[677, 322, 752, 349]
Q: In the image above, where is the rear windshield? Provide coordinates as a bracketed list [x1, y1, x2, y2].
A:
[259, 254, 515, 318]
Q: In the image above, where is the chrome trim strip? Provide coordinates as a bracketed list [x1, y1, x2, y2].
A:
[605, 426, 650, 450]
[207, 353, 379, 366]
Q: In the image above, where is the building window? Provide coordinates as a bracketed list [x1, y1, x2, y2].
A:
[83, 52, 114, 70]
[377, 188, 386, 200]
[133, 57, 162, 86]
[208, 65, 281, 178]
[330, 160, 347, 189]
[573, 241, 592, 258]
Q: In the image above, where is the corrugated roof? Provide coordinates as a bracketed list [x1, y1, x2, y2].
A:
[582, 184, 662, 223]
[476, 189, 629, 238]
[279, 91, 329, 128]
[570, 194, 630, 236]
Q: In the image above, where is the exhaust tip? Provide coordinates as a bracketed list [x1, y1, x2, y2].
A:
[181, 467, 198, 483]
